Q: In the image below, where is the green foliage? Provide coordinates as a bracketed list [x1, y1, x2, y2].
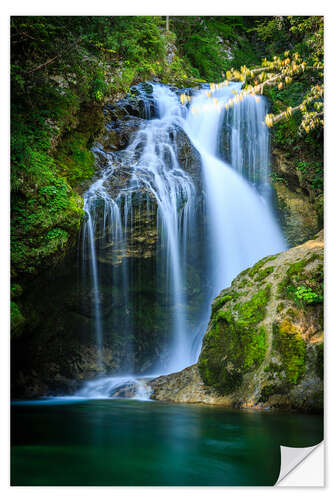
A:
[55, 132, 96, 187]
[172, 16, 261, 82]
[251, 16, 323, 67]
[293, 285, 323, 306]
[278, 255, 324, 310]
[11, 301, 25, 337]
[11, 283, 23, 299]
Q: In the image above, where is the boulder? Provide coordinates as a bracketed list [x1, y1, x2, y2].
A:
[150, 232, 324, 412]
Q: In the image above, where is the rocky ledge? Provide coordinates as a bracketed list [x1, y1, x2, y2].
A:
[150, 232, 324, 412]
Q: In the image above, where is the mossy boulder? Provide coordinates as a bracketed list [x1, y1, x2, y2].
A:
[199, 287, 270, 394]
[151, 231, 324, 411]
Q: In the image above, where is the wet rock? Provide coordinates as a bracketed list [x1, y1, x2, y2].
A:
[175, 127, 202, 185]
[271, 147, 322, 246]
[273, 181, 320, 247]
[99, 117, 145, 152]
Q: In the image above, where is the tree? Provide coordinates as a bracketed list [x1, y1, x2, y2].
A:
[224, 16, 324, 135]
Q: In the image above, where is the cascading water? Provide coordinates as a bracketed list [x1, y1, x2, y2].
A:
[75, 81, 286, 400]
[185, 83, 286, 293]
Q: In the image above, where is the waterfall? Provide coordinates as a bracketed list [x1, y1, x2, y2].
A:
[75, 81, 286, 399]
[185, 82, 286, 294]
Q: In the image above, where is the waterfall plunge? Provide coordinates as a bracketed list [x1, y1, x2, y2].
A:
[75, 82, 286, 399]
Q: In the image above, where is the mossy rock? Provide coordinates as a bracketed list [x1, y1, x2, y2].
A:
[199, 286, 270, 394]
[196, 232, 324, 410]
[272, 319, 306, 385]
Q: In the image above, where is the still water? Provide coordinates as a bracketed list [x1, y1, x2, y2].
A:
[11, 399, 323, 486]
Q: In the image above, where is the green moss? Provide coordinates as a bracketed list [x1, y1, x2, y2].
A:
[253, 266, 275, 282]
[234, 285, 271, 326]
[238, 278, 251, 289]
[11, 186, 83, 278]
[248, 255, 278, 279]
[199, 285, 270, 395]
[55, 131, 96, 187]
[11, 301, 25, 337]
[273, 319, 306, 385]
[11, 283, 23, 300]
[277, 255, 323, 306]
[287, 255, 317, 277]
[212, 294, 234, 314]
[277, 302, 285, 313]
[199, 316, 267, 394]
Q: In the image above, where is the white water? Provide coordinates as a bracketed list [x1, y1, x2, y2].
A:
[74, 82, 286, 400]
[75, 375, 151, 400]
[185, 83, 286, 293]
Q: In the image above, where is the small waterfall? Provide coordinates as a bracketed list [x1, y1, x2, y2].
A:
[81, 188, 104, 371]
[75, 81, 286, 400]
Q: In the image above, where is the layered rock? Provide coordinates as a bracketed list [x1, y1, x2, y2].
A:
[151, 232, 324, 411]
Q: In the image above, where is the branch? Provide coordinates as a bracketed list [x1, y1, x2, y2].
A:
[26, 35, 83, 74]
[27, 55, 59, 73]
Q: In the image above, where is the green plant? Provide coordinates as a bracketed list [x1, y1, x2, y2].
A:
[293, 285, 323, 306]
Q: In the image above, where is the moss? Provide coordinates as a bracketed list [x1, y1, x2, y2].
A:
[199, 316, 267, 394]
[11, 189, 83, 278]
[234, 285, 271, 326]
[277, 255, 323, 305]
[55, 131, 96, 188]
[285, 307, 298, 320]
[211, 294, 234, 315]
[11, 283, 23, 300]
[273, 319, 306, 385]
[238, 278, 251, 289]
[277, 302, 285, 313]
[11, 301, 25, 337]
[199, 286, 270, 395]
[253, 266, 275, 282]
[247, 254, 278, 279]
[287, 255, 317, 277]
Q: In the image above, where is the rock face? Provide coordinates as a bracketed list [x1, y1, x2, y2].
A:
[151, 232, 324, 411]
[271, 148, 321, 247]
[273, 182, 320, 248]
